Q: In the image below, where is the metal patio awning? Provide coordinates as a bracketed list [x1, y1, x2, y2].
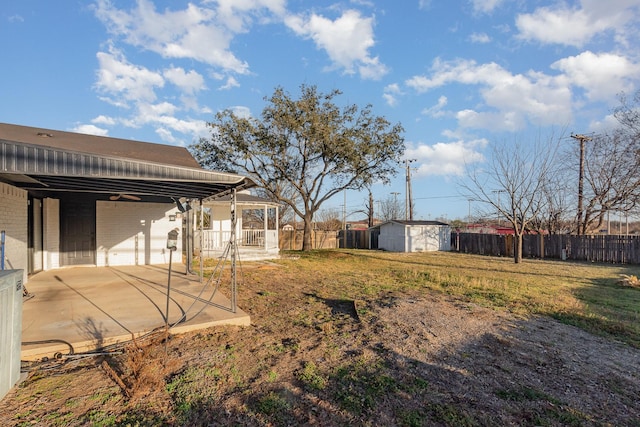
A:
[0, 124, 254, 201]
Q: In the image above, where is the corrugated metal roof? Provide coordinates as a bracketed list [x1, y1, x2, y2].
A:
[0, 123, 200, 168]
[0, 123, 254, 201]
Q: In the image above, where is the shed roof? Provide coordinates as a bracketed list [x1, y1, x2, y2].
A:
[370, 220, 450, 229]
[0, 123, 254, 201]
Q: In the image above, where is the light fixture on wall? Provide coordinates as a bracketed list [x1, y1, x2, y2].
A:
[172, 197, 191, 212]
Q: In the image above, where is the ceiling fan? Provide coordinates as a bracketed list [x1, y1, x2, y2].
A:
[109, 193, 141, 201]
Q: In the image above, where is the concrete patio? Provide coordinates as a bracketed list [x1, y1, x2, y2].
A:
[21, 264, 250, 361]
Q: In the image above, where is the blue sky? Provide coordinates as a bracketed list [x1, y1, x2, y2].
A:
[2, 0, 639, 221]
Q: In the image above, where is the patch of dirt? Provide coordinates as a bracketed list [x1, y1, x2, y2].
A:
[362, 295, 640, 425]
[1, 259, 639, 426]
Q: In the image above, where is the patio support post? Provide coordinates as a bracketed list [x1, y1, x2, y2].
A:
[198, 199, 204, 284]
[275, 206, 279, 248]
[264, 204, 268, 250]
[231, 188, 237, 313]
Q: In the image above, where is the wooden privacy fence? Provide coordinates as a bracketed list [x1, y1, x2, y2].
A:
[279, 230, 339, 250]
[279, 229, 371, 250]
[454, 232, 640, 264]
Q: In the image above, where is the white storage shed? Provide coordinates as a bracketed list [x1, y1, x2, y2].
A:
[374, 220, 451, 252]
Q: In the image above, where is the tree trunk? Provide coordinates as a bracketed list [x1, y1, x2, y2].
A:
[514, 233, 523, 263]
[302, 214, 314, 251]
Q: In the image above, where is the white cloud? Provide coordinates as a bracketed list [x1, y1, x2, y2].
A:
[155, 127, 179, 144]
[91, 115, 116, 125]
[93, 44, 213, 142]
[229, 106, 252, 119]
[421, 95, 448, 118]
[456, 109, 525, 132]
[406, 138, 487, 177]
[163, 66, 205, 95]
[219, 76, 241, 90]
[551, 51, 640, 101]
[470, 0, 506, 14]
[418, 0, 432, 11]
[406, 58, 573, 131]
[215, 0, 287, 32]
[383, 83, 402, 107]
[94, 0, 250, 74]
[516, 0, 640, 47]
[70, 124, 109, 136]
[8, 14, 24, 23]
[469, 32, 491, 43]
[285, 9, 388, 79]
[588, 113, 622, 133]
[95, 46, 164, 105]
[138, 102, 179, 117]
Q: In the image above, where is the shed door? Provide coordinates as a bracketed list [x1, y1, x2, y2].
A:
[60, 198, 96, 266]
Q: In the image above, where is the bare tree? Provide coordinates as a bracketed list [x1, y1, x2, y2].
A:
[566, 131, 640, 234]
[614, 89, 640, 135]
[559, 90, 640, 234]
[461, 135, 559, 263]
[531, 158, 574, 234]
[378, 194, 404, 221]
[314, 208, 342, 231]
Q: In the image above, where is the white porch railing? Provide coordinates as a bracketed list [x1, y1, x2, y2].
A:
[195, 229, 278, 250]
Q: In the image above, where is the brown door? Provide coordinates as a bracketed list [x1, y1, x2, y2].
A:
[60, 197, 96, 266]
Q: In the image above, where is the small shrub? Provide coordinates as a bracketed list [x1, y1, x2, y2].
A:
[255, 391, 291, 423]
[617, 274, 640, 288]
[297, 361, 326, 390]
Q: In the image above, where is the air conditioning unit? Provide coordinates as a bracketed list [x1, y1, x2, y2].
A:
[0, 269, 23, 401]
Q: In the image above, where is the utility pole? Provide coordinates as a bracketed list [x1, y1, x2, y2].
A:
[492, 190, 506, 226]
[342, 190, 347, 248]
[368, 190, 374, 227]
[571, 133, 592, 235]
[405, 159, 416, 220]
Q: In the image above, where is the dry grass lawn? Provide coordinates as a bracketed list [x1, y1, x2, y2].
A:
[1, 250, 640, 426]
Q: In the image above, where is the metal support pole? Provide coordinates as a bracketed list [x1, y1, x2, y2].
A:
[164, 228, 179, 356]
[199, 200, 204, 284]
[165, 249, 173, 331]
[1, 230, 5, 270]
[231, 188, 237, 313]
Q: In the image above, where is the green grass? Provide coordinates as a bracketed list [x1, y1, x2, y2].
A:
[331, 357, 397, 416]
[254, 390, 292, 423]
[296, 361, 326, 390]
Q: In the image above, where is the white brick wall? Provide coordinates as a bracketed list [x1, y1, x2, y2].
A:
[0, 183, 28, 283]
[42, 198, 60, 270]
[96, 201, 182, 266]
